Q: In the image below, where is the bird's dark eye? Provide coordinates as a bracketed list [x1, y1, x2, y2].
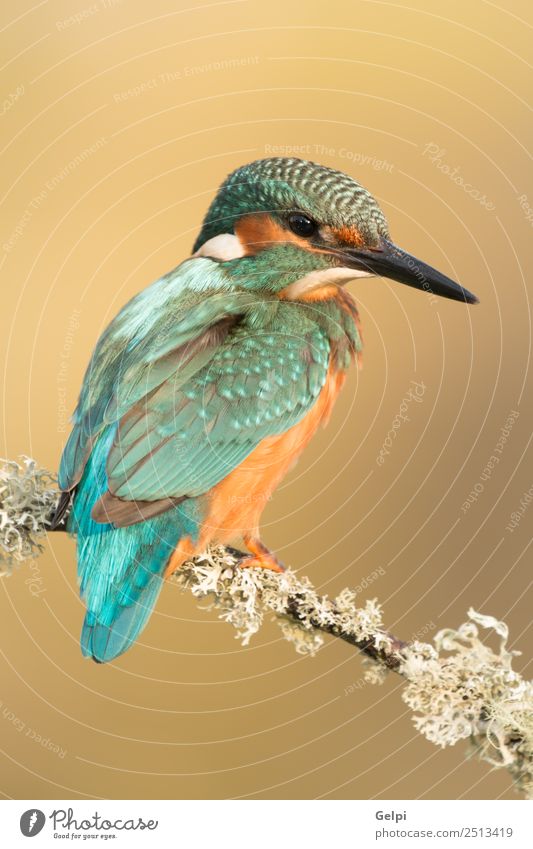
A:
[288, 213, 317, 238]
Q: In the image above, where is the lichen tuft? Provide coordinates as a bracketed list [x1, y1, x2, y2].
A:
[0, 457, 59, 575]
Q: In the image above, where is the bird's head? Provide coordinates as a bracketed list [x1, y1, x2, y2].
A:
[193, 157, 478, 304]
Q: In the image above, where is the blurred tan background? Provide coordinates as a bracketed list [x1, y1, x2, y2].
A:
[1, 0, 532, 801]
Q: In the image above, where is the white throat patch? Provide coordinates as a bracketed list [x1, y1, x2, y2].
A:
[193, 233, 245, 261]
[281, 266, 372, 300]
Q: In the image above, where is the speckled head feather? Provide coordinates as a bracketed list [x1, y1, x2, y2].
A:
[193, 157, 390, 252]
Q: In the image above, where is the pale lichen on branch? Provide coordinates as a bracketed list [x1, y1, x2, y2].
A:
[1, 456, 531, 798]
[0, 457, 59, 575]
[174, 549, 533, 799]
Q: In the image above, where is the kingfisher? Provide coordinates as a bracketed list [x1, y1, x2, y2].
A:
[52, 157, 478, 663]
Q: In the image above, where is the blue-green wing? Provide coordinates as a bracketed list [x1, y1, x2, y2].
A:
[58, 258, 260, 493]
[100, 320, 330, 519]
[59, 255, 331, 528]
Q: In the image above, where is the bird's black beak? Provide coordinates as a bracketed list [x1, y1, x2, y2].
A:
[344, 239, 479, 304]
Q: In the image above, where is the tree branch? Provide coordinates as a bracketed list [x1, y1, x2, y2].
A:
[1, 456, 532, 799]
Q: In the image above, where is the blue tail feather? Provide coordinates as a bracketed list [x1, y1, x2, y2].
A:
[80, 573, 163, 663]
[69, 425, 200, 663]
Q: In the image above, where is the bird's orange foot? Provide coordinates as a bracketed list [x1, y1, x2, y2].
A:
[241, 536, 285, 573]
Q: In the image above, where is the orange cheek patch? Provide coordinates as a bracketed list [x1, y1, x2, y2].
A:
[235, 215, 366, 255]
[235, 213, 332, 257]
[330, 225, 365, 248]
[235, 213, 305, 254]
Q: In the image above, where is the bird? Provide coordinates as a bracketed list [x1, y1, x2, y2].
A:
[52, 157, 478, 663]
